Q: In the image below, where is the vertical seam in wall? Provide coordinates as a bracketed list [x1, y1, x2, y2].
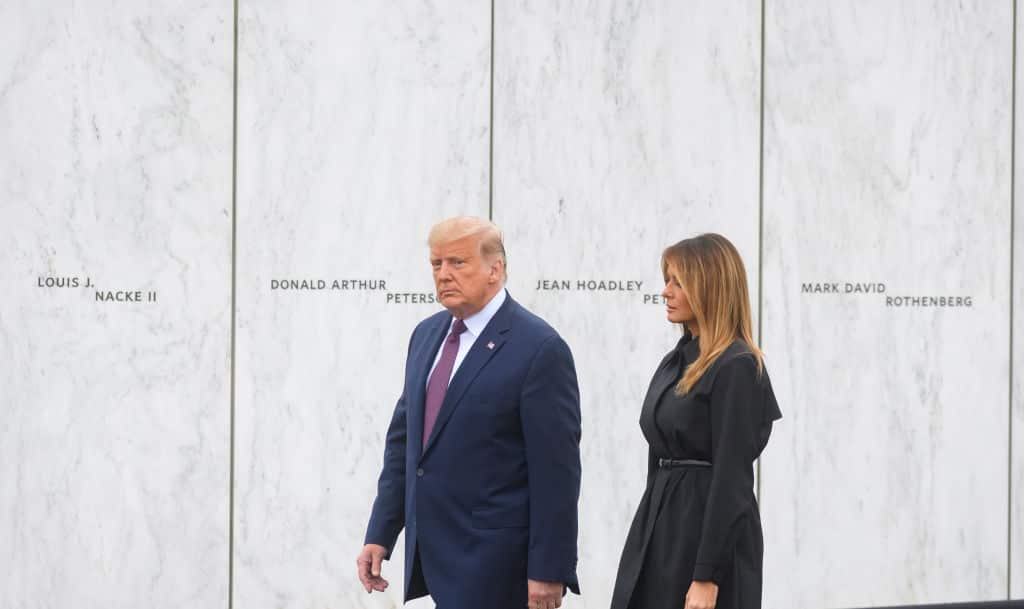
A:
[756, 0, 766, 502]
[1010, 0, 1017, 599]
[488, 0, 495, 221]
[229, 0, 239, 607]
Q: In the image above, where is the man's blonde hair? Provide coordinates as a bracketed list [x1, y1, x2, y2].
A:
[428, 216, 507, 276]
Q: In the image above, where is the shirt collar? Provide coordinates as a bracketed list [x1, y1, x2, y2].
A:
[453, 288, 507, 338]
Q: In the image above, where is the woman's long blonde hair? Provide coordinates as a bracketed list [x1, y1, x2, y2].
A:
[662, 233, 763, 394]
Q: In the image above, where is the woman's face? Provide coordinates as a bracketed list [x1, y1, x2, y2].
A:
[662, 273, 696, 326]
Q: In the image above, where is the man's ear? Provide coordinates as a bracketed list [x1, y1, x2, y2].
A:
[489, 259, 504, 283]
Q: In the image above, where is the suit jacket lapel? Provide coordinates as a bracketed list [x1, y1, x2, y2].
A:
[421, 297, 514, 459]
[639, 339, 687, 450]
[646, 333, 692, 415]
[640, 360, 677, 425]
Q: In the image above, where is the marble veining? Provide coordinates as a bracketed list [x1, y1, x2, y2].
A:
[1012, 2, 1024, 599]
[234, 2, 490, 607]
[761, 1, 1012, 607]
[493, 1, 761, 606]
[0, 2, 232, 608]
[3, 2, 1020, 608]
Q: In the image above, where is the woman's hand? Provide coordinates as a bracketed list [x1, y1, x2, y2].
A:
[685, 580, 718, 609]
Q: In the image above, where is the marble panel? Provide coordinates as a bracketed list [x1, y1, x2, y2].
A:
[493, 1, 761, 607]
[1013, 2, 1024, 599]
[0, 2, 233, 608]
[234, 2, 489, 607]
[761, 2, 1012, 607]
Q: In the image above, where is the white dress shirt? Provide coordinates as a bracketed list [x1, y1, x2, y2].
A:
[427, 288, 507, 386]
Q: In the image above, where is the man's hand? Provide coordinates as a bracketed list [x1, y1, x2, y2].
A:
[685, 580, 718, 609]
[356, 544, 389, 594]
[527, 579, 563, 609]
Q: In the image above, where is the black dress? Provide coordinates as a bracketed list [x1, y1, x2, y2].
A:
[610, 334, 782, 609]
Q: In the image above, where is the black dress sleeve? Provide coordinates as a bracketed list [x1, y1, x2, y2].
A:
[691, 354, 775, 582]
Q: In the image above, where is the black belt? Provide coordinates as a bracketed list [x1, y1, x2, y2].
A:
[657, 458, 711, 469]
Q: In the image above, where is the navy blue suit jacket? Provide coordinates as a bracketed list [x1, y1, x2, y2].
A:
[365, 294, 582, 608]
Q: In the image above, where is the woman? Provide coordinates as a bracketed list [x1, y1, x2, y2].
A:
[610, 234, 782, 609]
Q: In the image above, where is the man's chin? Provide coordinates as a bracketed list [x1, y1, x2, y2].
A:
[438, 296, 463, 313]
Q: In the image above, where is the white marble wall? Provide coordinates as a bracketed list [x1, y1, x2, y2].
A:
[493, 2, 761, 607]
[1013, 2, 1024, 598]
[5, 2, 1023, 609]
[234, 2, 489, 608]
[0, 2, 233, 609]
[761, 1, 1013, 607]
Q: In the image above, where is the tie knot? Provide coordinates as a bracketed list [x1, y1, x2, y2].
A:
[450, 319, 468, 337]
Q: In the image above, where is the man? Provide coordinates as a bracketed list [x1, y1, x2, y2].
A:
[356, 217, 582, 609]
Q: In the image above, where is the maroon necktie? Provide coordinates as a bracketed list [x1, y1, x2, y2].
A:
[422, 319, 468, 448]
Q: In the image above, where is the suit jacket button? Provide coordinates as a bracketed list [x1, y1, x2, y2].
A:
[416, 468, 424, 477]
